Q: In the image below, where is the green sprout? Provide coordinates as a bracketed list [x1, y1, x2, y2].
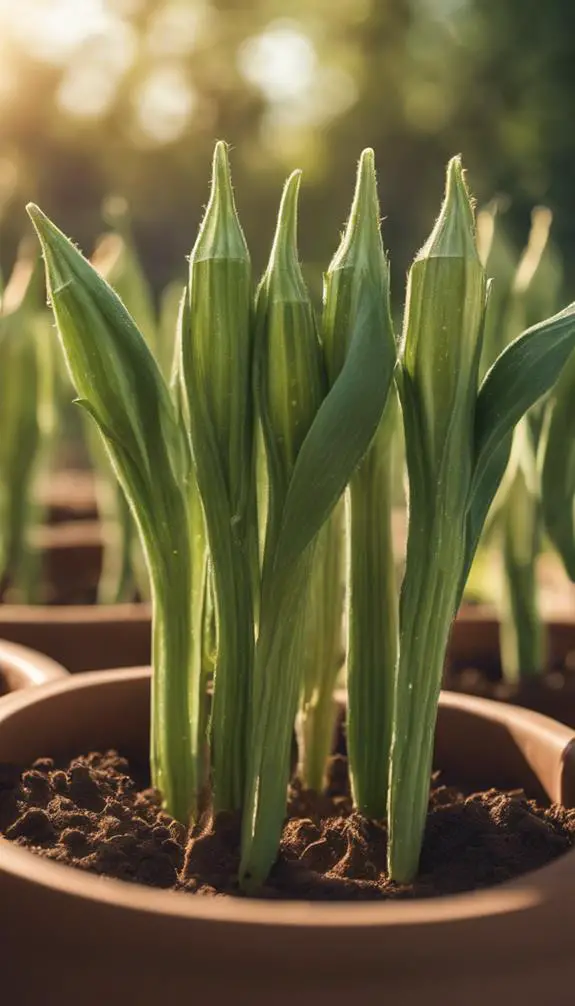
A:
[322, 148, 397, 818]
[28, 144, 575, 893]
[0, 243, 56, 602]
[90, 220, 157, 605]
[475, 206, 563, 681]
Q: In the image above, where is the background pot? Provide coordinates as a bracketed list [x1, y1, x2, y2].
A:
[0, 669, 575, 1005]
[448, 604, 575, 726]
[0, 639, 68, 696]
[0, 521, 151, 671]
[0, 602, 151, 673]
[37, 469, 98, 525]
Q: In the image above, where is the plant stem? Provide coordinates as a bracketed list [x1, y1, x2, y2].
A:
[149, 483, 207, 824]
[387, 518, 464, 883]
[209, 530, 254, 813]
[150, 564, 195, 823]
[298, 499, 345, 791]
[241, 550, 314, 890]
[347, 395, 398, 818]
[298, 690, 338, 793]
[95, 474, 137, 604]
[499, 521, 545, 682]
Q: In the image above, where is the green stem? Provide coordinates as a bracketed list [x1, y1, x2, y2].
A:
[4, 473, 40, 602]
[241, 552, 314, 891]
[96, 476, 137, 604]
[347, 401, 398, 818]
[299, 691, 338, 792]
[387, 522, 463, 883]
[209, 529, 254, 813]
[150, 569, 195, 822]
[499, 525, 545, 682]
[298, 499, 345, 791]
[148, 487, 206, 824]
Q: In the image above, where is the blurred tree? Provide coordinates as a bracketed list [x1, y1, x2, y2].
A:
[0, 0, 572, 308]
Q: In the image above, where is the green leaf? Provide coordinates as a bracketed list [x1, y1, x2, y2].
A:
[463, 303, 575, 590]
[472, 302, 575, 502]
[27, 202, 202, 826]
[272, 287, 395, 578]
[539, 348, 575, 581]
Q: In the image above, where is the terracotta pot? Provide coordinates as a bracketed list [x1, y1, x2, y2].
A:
[1, 669, 575, 1005]
[37, 469, 98, 525]
[33, 520, 103, 598]
[0, 602, 151, 673]
[0, 522, 151, 671]
[0, 639, 68, 696]
[449, 604, 575, 726]
[450, 603, 575, 672]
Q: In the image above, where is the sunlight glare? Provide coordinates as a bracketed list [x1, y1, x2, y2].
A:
[238, 20, 318, 103]
[133, 66, 197, 145]
[0, 0, 117, 64]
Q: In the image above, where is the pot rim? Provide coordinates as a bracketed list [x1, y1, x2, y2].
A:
[455, 602, 575, 629]
[0, 667, 573, 929]
[0, 638, 68, 687]
[0, 602, 151, 624]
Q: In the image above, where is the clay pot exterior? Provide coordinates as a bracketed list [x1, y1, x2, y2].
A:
[38, 469, 98, 525]
[0, 522, 151, 671]
[450, 604, 575, 726]
[450, 603, 575, 673]
[1, 669, 575, 1005]
[0, 639, 68, 695]
[0, 602, 151, 673]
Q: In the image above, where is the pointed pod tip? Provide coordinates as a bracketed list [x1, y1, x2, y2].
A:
[418, 154, 479, 262]
[213, 138, 229, 166]
[285, 167, 302, 188]
[26, 203, 44, 227]
[26, 203, 57, 250]
[281, 169, 302, 209]
[444, 154, 472, 210]
[212, 140, 232, 187]
[358, 147, 375, 171]
[209, 140, 237, 214]
[266, 170, 303, 276]
[191, 139, 249, 262]
[327, 147, 383, 275]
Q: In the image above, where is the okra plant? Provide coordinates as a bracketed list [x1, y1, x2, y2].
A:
[0, 242, 56, 600]
[90, 213, 156, 605]
[28, 142, 575, 889]
[476, 205, 563, 682]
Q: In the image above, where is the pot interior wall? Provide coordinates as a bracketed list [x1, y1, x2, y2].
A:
[1, 672, 574, 810]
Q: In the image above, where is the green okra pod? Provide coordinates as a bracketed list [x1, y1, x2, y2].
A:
[181, 141, 257, 814]
[389, 158, 487, 882]
[241, 170, 327, 889]
[322, 148, 397, 819]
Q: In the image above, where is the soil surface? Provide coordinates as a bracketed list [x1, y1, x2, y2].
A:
[1, 751, 574, 900]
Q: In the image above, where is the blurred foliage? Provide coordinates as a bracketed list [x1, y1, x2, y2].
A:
[0, 0, 573, 307]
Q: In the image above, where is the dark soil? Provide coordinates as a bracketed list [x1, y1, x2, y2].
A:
[1, 750, 574, 901]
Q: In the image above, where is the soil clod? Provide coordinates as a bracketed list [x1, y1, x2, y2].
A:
[1, 749, 574, 900]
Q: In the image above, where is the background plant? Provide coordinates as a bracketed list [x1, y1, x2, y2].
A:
[0, 242, 56, 602]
